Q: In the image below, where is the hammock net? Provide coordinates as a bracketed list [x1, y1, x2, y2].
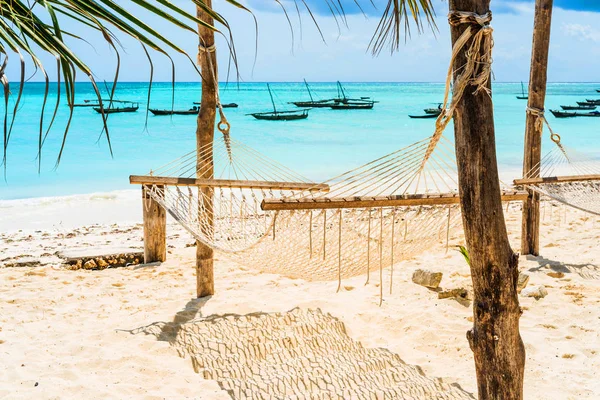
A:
[142, 133, 464, 287]
[519, 130, 600, 216]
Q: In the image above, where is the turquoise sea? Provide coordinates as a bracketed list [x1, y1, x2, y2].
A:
[1, 82, 600, 200]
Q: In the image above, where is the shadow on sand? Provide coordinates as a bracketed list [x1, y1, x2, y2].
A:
[525, 255, 600, 279]
[119, 296, 211, 344]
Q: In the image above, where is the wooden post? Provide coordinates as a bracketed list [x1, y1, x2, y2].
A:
[142, 185, 166, 263]
[449, 1, 525, 398]
[521, 0, 554, 256]
[195, 1, 217, 298]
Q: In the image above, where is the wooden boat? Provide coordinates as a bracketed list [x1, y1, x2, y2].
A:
[409, 109, 442, 119]
[577, 100, 600, 106]
[560, 105, 597, 111]
[424, 104, 442, 114]
[149, 107, 198, 116]
[249, 84, 309, 121]
[193, 102, 239, 108]
[516, 81, 528, 100]
[330, 102, 374, 110]
[290, 79, 335, 107]
[409, 113, 440, 119]
[550, 109, 600, 118]
[333, 81, 377, 105]
[74, 98, 132, 107]
[250, 110, 309, 120]
[93, 101, 139, 114]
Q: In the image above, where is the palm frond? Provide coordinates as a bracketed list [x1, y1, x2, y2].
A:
[369, 0, 437, 55]
[0, 0, 214, 172]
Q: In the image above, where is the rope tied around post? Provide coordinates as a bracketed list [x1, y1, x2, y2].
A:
[526, 106, 569, 160]
[199, 39, 233, 162]
[418, 10, 494, 174]
[198, 43, 216, 53]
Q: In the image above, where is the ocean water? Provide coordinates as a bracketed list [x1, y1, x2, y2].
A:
[1, 81, 599, 200]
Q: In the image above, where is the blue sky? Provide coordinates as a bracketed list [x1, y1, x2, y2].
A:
[8, 0, 600, 83]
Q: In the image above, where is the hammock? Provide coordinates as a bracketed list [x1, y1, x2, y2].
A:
[514, 122, 600, 216]
[132, 133, 469, 289]
[131, 127, 528, 301]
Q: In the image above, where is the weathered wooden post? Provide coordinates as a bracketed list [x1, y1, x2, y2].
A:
[449, 0, 525, 398]
[142, 185, 167, 263]
[521, 0, 554, 256]
[195, 0, 217, 297]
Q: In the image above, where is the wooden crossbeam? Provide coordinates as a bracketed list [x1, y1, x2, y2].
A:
[262, 191, 528, 211]
[514, 174, 600, 186]
[130, 175, 329, 192]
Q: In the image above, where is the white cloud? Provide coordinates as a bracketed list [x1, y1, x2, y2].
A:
[562, 23, 600, 42]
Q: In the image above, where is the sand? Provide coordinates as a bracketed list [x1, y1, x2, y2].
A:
[1, 191, 599, 399]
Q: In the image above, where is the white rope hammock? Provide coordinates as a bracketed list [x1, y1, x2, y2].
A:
[138, 133, 465, 293]
[516, 111, 600, 216]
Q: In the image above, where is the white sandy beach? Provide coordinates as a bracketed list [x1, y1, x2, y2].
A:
[1, 191, 599, 399]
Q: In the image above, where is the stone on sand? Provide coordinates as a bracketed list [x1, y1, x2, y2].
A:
[412, 269, 443, 289]
[83, 259, 97, 270]
[521, 285, 548, 300]
[438, 288, 468, 300]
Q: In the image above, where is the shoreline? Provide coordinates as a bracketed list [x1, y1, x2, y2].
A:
[0, 189, 141, 233]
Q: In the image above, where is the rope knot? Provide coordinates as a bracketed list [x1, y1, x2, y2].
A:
[198, 43, 216, 53]
[419, 10, 495, 173]
[448, 11, 492, 28]
[526, 107, 544, 117]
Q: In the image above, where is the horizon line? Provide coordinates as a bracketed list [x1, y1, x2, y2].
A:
[19, 81, 600, 84]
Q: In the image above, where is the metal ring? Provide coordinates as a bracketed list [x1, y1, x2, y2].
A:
[550, 133, 561, 144]
[218, 120, 230, 132]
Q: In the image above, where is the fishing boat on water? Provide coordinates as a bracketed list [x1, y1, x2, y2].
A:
[516, 81, 528, 100]
[560, 105, 597, 111]
[333, 81, 376, 104]
[290, 79, 335, 108]
[577, 100, 600, 106]
[249, 84, 309, 121]
[330, 102, 374, 110]
[550, 109, 600, 118]
[424, 103, 443, 114]
[93, 100, 139, 114]
[149, 106, 199, 116]
[329, 81, 376, 109]
[409, 110, 441, 119]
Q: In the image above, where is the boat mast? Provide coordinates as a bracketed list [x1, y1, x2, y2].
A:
[337, 81, 347, 101]
[521, 81, 526, 97]
[267, 83, 277, 113]
[304, 79, 314, 102]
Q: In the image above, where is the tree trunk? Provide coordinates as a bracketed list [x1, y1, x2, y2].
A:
[521, 0, 554, 256]
[449, 1, 525, 398]
[195, 1, 217, 298]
